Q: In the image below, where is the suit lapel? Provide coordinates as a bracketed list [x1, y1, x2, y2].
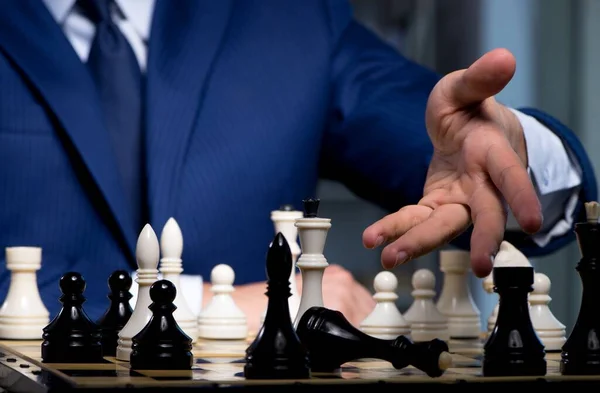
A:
[0, 1, 136, 260]
[145, 0, 234, 225]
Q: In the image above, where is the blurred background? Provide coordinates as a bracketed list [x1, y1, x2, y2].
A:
[318, 0, 597, 332]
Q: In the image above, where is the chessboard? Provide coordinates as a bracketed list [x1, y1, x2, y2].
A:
[3, 200, 600, 392]
[0, 338, 599, 392]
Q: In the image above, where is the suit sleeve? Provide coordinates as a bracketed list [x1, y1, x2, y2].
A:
[319, 0, 598, 257]
[319, 1, 440, 211]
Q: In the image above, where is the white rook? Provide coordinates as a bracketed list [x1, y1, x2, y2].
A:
[0, 247, 49, 339]
[436, 250, 481, 338]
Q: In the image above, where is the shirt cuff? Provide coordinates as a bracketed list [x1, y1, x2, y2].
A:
[510, 108, 582, 194]
[506, 109, 582, 248]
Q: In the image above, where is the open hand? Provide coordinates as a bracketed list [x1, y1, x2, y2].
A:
[363, 48, 542, 278]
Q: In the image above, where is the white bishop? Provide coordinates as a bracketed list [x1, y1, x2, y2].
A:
[116, 224, 160, 361]
[159, 218, 198, 342]
[0, 247, 49, 339]
[436, 250, 481, 339]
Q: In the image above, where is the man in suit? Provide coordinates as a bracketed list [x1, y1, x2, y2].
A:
[0, 0, 594, 332]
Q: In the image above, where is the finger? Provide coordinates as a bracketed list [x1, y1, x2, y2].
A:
[442, 48, 516, 109]
[380, 204, 470, 269]
[485, 138, 542, 233]
[468, 184, 507, 278]
[363, 205, 433, 249]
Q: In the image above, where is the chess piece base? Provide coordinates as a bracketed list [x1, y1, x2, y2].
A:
[197, 316, 247, 340]
[360, 325, 410, 341]
[244, 358, 310, 380]
[411, 323, 450, 343]
[41, 337, 103, 363]
[448, 337, 483, 355]
[131, 349, 193, 370]
[196, 338, 247, 356]
[561, 327, 600, 375]
[483, 356, 546, 377]
[560, 352, 600, 375]
[537, 334, 566, 352]
[99, 328, 119, 357]
[0, 316, 49, 340]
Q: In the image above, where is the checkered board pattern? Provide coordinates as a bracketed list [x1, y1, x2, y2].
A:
[0, 339, 591, 391]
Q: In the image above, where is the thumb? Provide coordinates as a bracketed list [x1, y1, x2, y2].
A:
[441, 48, 516, 108]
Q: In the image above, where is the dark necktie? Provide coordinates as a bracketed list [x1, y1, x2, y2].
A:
[78, 0, 145, 231]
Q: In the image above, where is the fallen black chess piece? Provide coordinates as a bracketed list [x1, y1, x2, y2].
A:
[296, 306, 452, 377]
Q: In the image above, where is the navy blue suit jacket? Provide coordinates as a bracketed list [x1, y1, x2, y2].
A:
[0, 0, 596, 319]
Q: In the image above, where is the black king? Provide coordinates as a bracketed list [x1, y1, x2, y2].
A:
[561, 201, 600, 375]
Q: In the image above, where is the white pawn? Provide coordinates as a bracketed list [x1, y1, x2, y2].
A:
[197, 264, 247, 340]
[159, 217, 198, 342]
[360, 271, 410, 340]
[403, 269, 449, 342]
[117, 224, 160, 361]
[529, 272, 566, 351]
[482, 273, 498, 333]
[0, 247, 49, 339]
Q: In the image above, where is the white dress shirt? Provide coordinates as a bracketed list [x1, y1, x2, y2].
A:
[42, 1, 582, 274]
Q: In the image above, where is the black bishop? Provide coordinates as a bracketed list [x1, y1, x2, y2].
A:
[244, 232, 310, 379]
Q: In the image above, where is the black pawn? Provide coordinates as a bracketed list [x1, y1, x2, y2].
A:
[96, 270, 134, 356]
[302, 198, 320, 218]
[130, 279, 193, 370]
[41, 272, 103, 363]
[244, 232, 310, 379]
[296, 306, 451, 377]
[561, 215, 600, 375]
[483, 266, 546, 376]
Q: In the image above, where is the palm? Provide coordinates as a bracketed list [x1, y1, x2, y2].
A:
[422, 101, 510, 214]
[363, 49, 543, 278]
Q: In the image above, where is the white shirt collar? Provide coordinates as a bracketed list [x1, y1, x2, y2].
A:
[43, 0, 76, 24]
[116, 0, 154, 41]
[42, 0, 155, 41]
